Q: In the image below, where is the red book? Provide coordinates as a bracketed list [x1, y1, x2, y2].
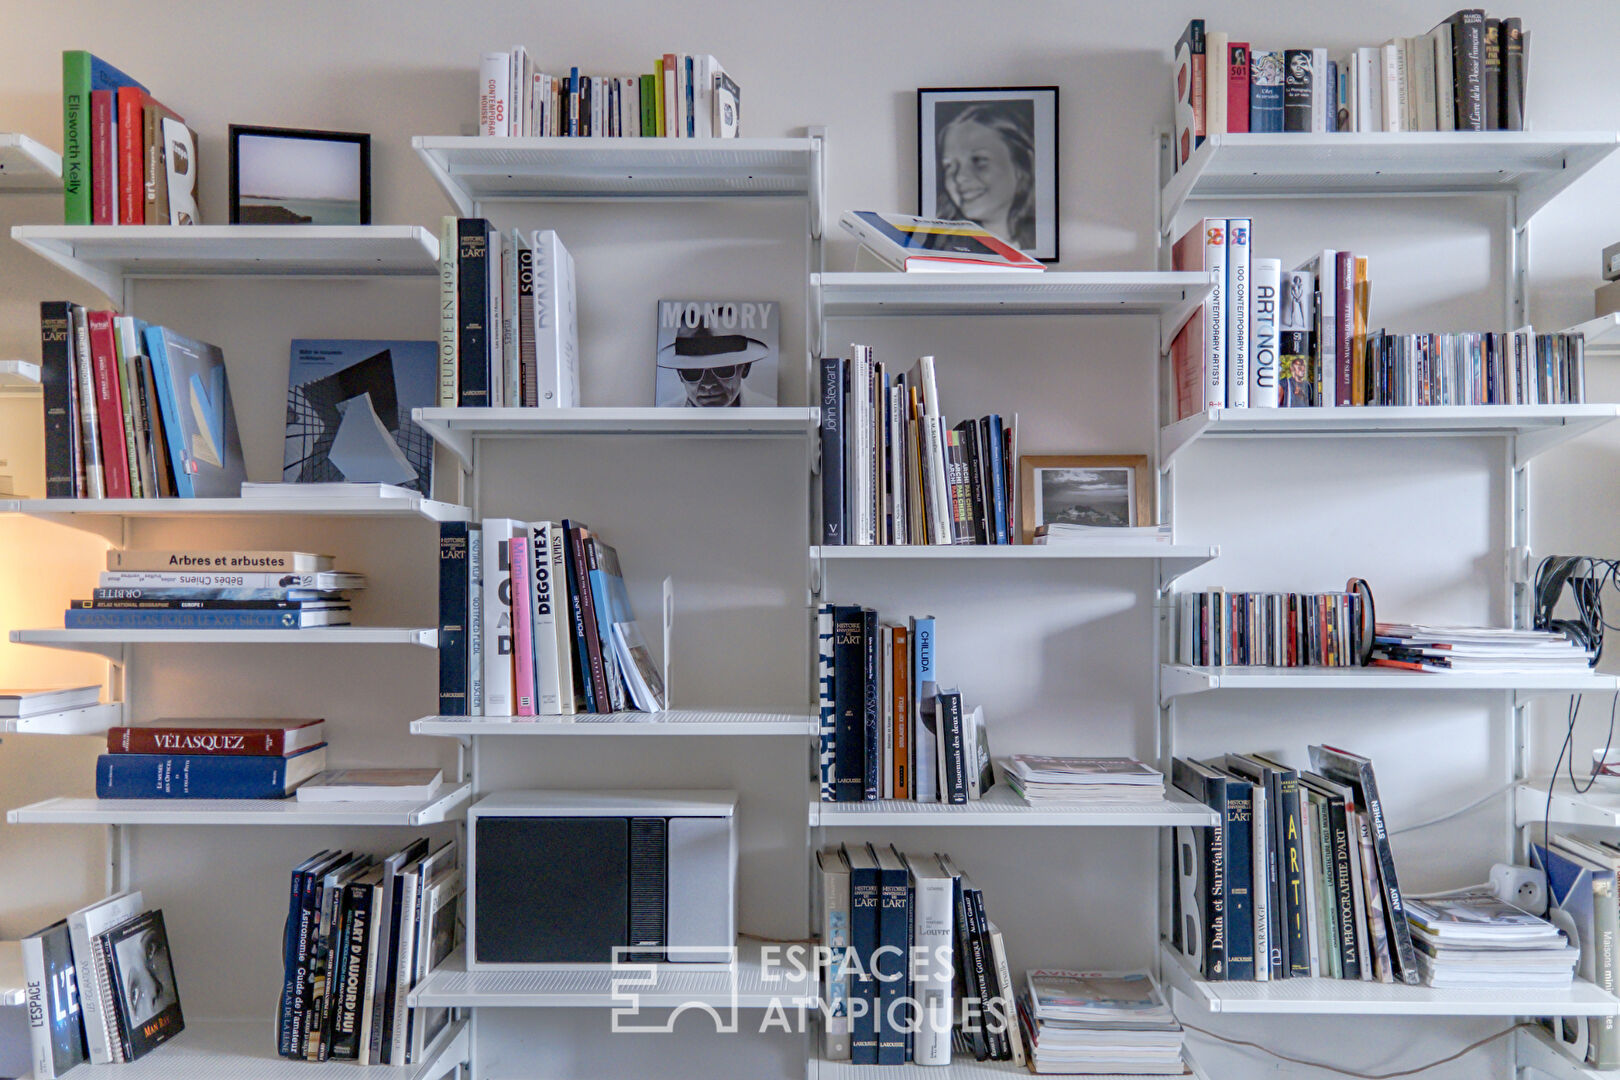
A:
[86, 311, 131, 499]
[1335, 251, 1355, 406]
[106, 718, 327, 756]
[90, 89, 115, 225]
[116, 87, 146, 224]
[1226, 42, 1251, 133]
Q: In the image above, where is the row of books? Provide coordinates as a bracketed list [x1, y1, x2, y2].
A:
[1172, 10, 1525, 162]
[1176, 587, 1368, 668]
[1171, 745, 1419, 984]
[477, 49, 740, 138]
[438, 219, 579, 409]
[819, 351, 1016, 547]
[437, 520, 665, 718]
[1532, 828, 1620, 1062]
[39, 303, 246, 500]
[1406, 882, 1576, 991]
[815, 605, 992, 804]
[1359, 329, 1587, 408]
[816, 845, 1021, 1066]
[61, 50, 198, 226]
[277, 841, 460, 1066]
[21, 892, 182, 1076]
[64, 549, 358, 631]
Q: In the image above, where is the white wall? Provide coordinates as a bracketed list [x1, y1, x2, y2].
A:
[2, 1, 1619, 1077]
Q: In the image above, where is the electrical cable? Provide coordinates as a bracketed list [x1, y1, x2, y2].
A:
[1181, 1020, 1531, 1079]
[1387, 781, 1516, 835]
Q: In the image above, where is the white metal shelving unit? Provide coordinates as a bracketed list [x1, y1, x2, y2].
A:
[1154, 129, 1620, 1078]
[7, 783, 472, 827]
[0, 133, 62, 193]
[413, 709, 816, 737]
[810, 1053, 1211, 1080]
[0, 359, 40, 395]
[0, 940, 22, 1007]
[1566, 313, 1620, 358]
[810, 785, 1217, 828]
[1, 701, 121, 735]
[0, 494, 469, 544]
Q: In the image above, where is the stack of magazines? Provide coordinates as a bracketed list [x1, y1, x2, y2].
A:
[1003, 756, 1165, 804]
[1370, 624, 1596, 674]
[1017, 970, 1188, 1076]
[1405, 886, 1578, 990]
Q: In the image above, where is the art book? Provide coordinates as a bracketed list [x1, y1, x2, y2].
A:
[654, 300, 779, 408]
[142, 327, 246, 498]
[104, 909, 183, 1059]
[284, 340, 436, 495]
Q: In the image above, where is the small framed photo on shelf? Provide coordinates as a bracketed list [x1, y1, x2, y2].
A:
[1019, 454, 1152, 543]
[918, 86, 1059, 262]
[228, 125, 371, 225]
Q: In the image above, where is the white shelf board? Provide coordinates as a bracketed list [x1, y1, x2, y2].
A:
[1, 494, 470, 537]
[1160, 405, 1620, 469]
[0, 133, 61, 192]
[1160, 664, 1620, 702]
[10, 225, 439, 301]
[0, 359, 41, 391]
[814, 271, 1213, 318]
[413, 406, 817, 469]
[1519, 1024, 1612, 1080]
[812, 784, 1216, 827]
[413, 710, 816, 737]
[1567, 313, 1620, 358]
[412, 135, 823, 219]
[11, 627, 437, 661]
[409, 938, 816, 1009]
[1160, 131, 1620, 233]
[812, 1050, 1209, 1080]
[7, 783, 471, 827]
[0, 941, 21, 1007]
[25, 1017, 468, 1080]
[1, 702, 121, 735]
[1160, 943, 1619, 1016]
[1514, 778, 1620, 829]
[813, 542, 1217, 583]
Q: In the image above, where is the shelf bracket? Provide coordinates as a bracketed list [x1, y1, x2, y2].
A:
[804, 126, 827, 242]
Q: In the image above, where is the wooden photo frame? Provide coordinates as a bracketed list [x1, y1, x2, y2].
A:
[1019, 454, 1152, 543]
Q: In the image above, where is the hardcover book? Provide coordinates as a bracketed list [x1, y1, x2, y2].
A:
[655, 300, 779, 408]
[20, 919, 88, 1079]
[104, 910, 183, 1059]
[840, 211, 1043, 273]
[107, 718, 325, 756]
[284, 340, 436, 496]
[141, 327, 245, 498]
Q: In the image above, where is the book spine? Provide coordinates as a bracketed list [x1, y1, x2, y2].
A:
[514, 239, 536, 407]
[478, 53, 507, 136]
[1276, 774, 1310, 976]
[564, 523, 607, 713]
[1335, 252, 1354, 406]
[875, 862, 909, 1064]
[90, 90, 114, 225]
[1226, 219, 1251, 407]
[938, 690, 967, 805]
[911, 869, 952, 1065]
[584, 546, 627, 712]
[817, 604, 836, 801]
[1282, 49, 1312, 131]
[911, 617, 938, 802]
[532, 524, 563, 715]
[1249, 50, 1283, 132]
[86, 312, 131, 499]
[437, 216, 458, 407]
[95, 752, 295, 798]
[381, 874, 414, 1063]
[456, 219, 492, 407]
[820, 356, 845, 544]
[437, 522, 470, 716]
[544, 524, 575, 713]
[289, 867, 318, 1055]
[1502, 18, 1524, 131]
[1483, 19, 1501, 129]
[1204, 32, 1228, 137]
[20, 937, 55, 1079]
[968, 888, 1007, 1060]
[481, 520, 516, 716]
[509, 535, 537, 716]
[62, 53, 92, 225]
[98, 934, 129, 1061]
[849, 857, 879, 1064]
[330, 881, 371, 1060]
[1453, 10, 1485, 131]
[1353, 763, 1420, 983]
[116, 88, 143, 223]
[64, 608, 337, 629]
[1250, 259, 1281, 407]
[105, 726, 291, 755]
[892, 624, 910, 799]
[1222, 779, 1256, 980]
[957, 884, 993, 1060]
[831, 607, 865, 801]
[1204, 220, 1228, 410]
[983, 416, 1008, 544]
[40, 302, 76, 497]
[861, 608, 880, 799]
[1249, 783, 1272, 979]
[1226, 43, 1250, 133]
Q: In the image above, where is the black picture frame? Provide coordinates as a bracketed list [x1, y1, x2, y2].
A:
[228, 124, 372, 225]
[917, 86, 1060, 262]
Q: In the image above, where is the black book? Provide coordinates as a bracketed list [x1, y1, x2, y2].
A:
[965, 884, 1008, 1060]
[627, 817, 668, 960]
[1171, 757, 1227, 980]
[872, 846, 910, 1065]
[1308, 746, 1420, 984]
[862, 607, 880, 800]
[39, 301, 76, 498]
[455, 218, 494, 406]
[945, 858, 993, 1061]
[952, 420, 987, 545]
[561, 521, 603, 713]
[1282, 49, 1312, 132]
[104, 910, 183, 1060]
[819, 356, 845, 545]
[329, 865, 382, 1061]
[1482, 19, 1501, 130]
[831, 606, 866, 801]
[1501, 17, 1524, 131]
[843, 843, 881, 1065]
[938, 689, 968, 805]
[1302, 771, 1362, 979]
[1449, 9, 1487, 131]
[1199, 762, 1255, 981]
[437, 522, 470, 716]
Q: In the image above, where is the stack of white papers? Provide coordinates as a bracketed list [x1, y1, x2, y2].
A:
[1004, 756, 1165, 804]
[1021, 970, 1188, 1076]
[1372, 623, 1595, 674]
[1406, 886, 1578, 989]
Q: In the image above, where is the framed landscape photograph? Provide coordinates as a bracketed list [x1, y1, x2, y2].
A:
[918, 86, 1059, 261]
[1019, 454, 1152, 543]
[228, 125, 371, 225]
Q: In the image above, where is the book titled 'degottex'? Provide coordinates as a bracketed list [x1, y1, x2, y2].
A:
[106, 718, 326, 756]
[108, 550, 335, 572]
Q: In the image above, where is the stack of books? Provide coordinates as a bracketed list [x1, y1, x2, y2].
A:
[1405, 885, 1576, 990]
[1018, 970, 1189, 1076]
[1003, 756, 1165, 804]
[61, 50, 198, 226]
[278, 840, 461, 1065]
[1036, 524, 1172, 547]
[39, 304, 247, 500]
[1177, 586, 1368, 668]
[97, 718, 327, 800]
[1172, 10, 1526, 158]
[68, 549, 362, 630]
[1171, 745, 1421, 984]
[20, 891, 183, 1074]
[817, 845, 1023, 1067]
[476, 49, 740, 138]
[437, 221, 578, 409]
[819, 349, 1016, 547]
[816, 605, 994, 804]
[0, 685, 101, 721]
[437, 519, 664, 718]
[1371, 623, 1595, 674]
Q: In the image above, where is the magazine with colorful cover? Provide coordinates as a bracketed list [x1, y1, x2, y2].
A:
[284, 340, 436, 495]
[839, 211, 1044, 272]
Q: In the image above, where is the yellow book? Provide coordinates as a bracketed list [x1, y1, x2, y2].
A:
[1352, 256, 1370, 405]
[653, 60, 665, 136]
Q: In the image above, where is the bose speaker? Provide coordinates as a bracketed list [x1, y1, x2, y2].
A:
[467, 790, 737, 969]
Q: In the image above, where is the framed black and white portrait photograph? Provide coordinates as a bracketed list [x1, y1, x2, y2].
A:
[228, 125, 371, 225]
[918, 86, 1059, 262]
[1020, 454, 1151, 543]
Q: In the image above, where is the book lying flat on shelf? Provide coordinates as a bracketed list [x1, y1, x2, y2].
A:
[95, 743, 327, 799]
[1035, 523, 1172, 546]
[106, 718, 326, 756]
[240, 481, 417, 500]
[0, 686, 101, 718]
[296, 769, 445, 803]
[1003, 756, 1166, 803]
[107, 549, 335, 572]
[1406, 884, 1577, 990]
[1021, 970, 1186, 1076]
[1371, 623, 1595, 673]
[840, 211, 1044, 272]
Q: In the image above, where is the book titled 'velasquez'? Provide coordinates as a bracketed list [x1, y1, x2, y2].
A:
[106, 718, 325, 756]
[107, 550, 335, 572]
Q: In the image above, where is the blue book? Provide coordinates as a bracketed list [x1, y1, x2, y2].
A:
[1203, 764, 1255, 981]
[1250, 50, 1285, 133]
[843, 843, 880, 1064]
[65, 607, 345, 629]
[819, 356, 845, 545]
[142, 326, 246, 498]
[586, 539, 635, 710]
[983, 415, 1008, 545]
[279, 850, 330, 1055]
[97, 744, 326, 799]
[872, 846, 910, 1065]
[437, 522, 470, 716]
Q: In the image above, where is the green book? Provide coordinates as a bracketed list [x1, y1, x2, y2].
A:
[640, 74, 657, 136]
[61, 50, 144, 225]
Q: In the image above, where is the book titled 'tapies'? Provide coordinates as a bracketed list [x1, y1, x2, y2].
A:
[106, 718, 327, 756]
[96, 744, 327, 798]
[103, 909, 183, 1059]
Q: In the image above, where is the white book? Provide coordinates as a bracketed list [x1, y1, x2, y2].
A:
[467, 526, 484, 715]
[694, 56, 716, 138]
[662, 61, 677, 137]
[1432, 23, 1456, 131]
[816, 848, 852, 1060]
[849, 346, 874, 545]
[914, 355, 952, 546]
[902, 852, 955, 1065]
[910, 616, 939, 802]
[1300, 251, 1337, 408]
[1381, 43, 1405, 131]
[67, 891, 142, 1065]
[409, 866, 461, 1064]
[1399, 38, 1419, 131]
[1410, 36, 1437, 131]
[1250, 780, 1270, 981]
[296, 768, 443, 802]
[1250, 257, 1281, 408]
[479, 53, 509, 137]
[531, 230, 578, 408]
[508, 48, 527, 137]
[542, 522, 577, 713]
[592, 75, 604, 138]
[623, 76, 639, 138]
[1302, 800, 1323, 976]
[529, 523, 560, 714]
[481, 518, 520, 716]
[487, 232, 505, 407]
[1310, 49, 1330, 132]
[988, 923, 1025, 1066]
[1225, 218, 1251, 408]
[1203, 221, 1229, 413]
[499, 231, 518, 407]
[1204, 32, 1228, 136]
[712, 59, 740, 138]
[0, 685, 100, 718]
[1353, 48, 1377, 132]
